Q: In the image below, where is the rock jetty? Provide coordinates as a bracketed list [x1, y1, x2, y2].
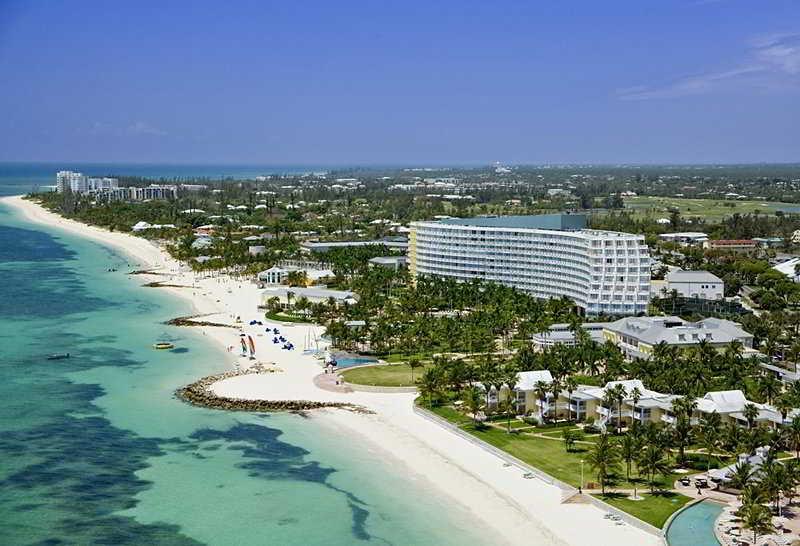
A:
[176, 368, 369, 414]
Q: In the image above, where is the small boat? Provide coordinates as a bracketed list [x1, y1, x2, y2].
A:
[46, 353, 70, 360]
[153, 342, 175, 350]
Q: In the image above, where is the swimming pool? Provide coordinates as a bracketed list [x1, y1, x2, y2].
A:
[665, 500, 724, 546]
[335, 356, 378, 369]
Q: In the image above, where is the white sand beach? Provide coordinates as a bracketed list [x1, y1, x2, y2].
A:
[2, 194, 662, 546]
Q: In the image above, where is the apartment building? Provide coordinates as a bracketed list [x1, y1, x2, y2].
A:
[409, 214, 651, 316]
[56, 170, 88, 193]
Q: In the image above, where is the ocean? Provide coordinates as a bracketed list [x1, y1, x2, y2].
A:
[0, 174, 490, 545]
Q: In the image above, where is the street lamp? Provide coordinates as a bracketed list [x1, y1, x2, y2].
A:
[580, 459, 584, 493]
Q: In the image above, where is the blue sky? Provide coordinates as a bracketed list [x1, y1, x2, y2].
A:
[0, 0, 798, 165]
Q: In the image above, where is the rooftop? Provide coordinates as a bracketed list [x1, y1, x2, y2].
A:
[436, 213, 587, 230]
[665, 270, 723, 284]
[605, 316, 752, 346]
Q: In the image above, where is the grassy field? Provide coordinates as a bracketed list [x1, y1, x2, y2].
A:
[340, 363, 429, 387]
[595, 492, 692, 529]
[622, 195, 797, 221]
[427, 404, 692, 528]
[264, 311, 312, 323]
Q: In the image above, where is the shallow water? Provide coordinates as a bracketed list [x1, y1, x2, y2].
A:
[0, 196, 491, 546]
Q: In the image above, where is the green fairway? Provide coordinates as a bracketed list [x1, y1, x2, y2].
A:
[622, 195, 797, 221]
[594, 492, 692, 529]
[340, 363, 428, 387]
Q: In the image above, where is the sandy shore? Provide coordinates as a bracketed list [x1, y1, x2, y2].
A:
[1, 195, 662, 546]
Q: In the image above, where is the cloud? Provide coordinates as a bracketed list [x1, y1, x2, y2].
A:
[127, 121, 167, 136]
[617, 32, 800, 100]
[80, 120, 168, 137]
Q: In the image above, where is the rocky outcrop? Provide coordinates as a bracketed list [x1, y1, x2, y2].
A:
[176, 369, 370, 414]
[165, 315, 238, 328]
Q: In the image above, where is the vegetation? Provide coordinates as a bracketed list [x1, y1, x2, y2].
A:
[340, 363, 431, 387]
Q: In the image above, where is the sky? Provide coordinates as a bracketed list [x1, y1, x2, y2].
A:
[0, 0, 799, 165]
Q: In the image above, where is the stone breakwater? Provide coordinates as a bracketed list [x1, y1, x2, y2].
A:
[176, 369, 371, 414]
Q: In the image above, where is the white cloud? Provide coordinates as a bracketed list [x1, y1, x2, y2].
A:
[617, 32, 800, 100]
[127, 121, 167, 136]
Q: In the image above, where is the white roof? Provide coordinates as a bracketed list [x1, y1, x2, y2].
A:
[697, 390, 748, 413]
[774, 257, 800, 280]
[515, 370, 554, 390]
[666, 270, 722, 284]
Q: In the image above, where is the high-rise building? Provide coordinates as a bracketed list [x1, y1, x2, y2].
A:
[56, 170, 88, 193]
[87, 177, 119, 191]
[408, 214, 651, 316]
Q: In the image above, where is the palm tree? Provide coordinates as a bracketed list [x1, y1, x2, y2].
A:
[564, 376, 578, 422]
[786, 415, 800, 458]
[408, 356, 424, 383]
[629, 386, 642, 427]
[758, 374, 782, 404]
[728, 461, 755, 490]
[417, 367, 441, 408]
[699, 412, 722, 470]
[743, 403, 760, 430]
[463, 386, 485, 426]
[738, 502, 774, 544]
[585, 433, 621, 494]
[534, 380, 550, 424]
[619, 433, 639, 481]
[637, 444, 672, 493]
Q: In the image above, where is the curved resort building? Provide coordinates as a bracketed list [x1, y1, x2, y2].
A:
[408, 214, 651, 316]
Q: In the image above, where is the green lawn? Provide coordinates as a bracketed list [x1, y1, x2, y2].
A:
[340, 363, 429, 387]
[382, 352, 431, 363]
[594, 492, 692, 529]
[264, 311, 312, 323]
[427, 404, 691, 528]
[622, 195, 796, 221]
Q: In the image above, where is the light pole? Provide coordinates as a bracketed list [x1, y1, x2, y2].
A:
[580, 459, 584, 494]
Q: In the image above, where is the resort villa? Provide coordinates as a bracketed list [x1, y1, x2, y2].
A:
[260, 287, 358, 310]
[409, 214, 651, 316]
[602, 316, 754, 360]
[257, 265, 335, 286]
[501, 374, 782, 430]
[531, 316, 754, 359]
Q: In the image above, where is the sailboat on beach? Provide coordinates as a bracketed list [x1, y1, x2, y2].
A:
[240, 336, 248, 357]
[247, 335, 256, 359]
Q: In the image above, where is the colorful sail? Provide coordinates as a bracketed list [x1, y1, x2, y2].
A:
[247, 335, 256, 357]
[240, 338, 248, 354]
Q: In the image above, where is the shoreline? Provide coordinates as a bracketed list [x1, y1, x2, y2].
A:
[0, 194, 661, 546]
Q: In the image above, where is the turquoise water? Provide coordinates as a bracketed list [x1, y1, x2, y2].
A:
[335, 357, 378, 369]
[0, 195, 491, 545]
[0, 162, 339, 190]
[665, 500, 723, 546]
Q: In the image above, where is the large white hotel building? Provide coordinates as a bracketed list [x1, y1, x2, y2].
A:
[408, 214, 651, 316]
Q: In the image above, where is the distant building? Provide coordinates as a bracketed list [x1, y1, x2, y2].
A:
[658, 232, 709, 246]
[602, 316, 754, 360]
[56, 171, 88, 193]
[368, 256, 407, 270]
[409, 214, 651, 316]
[301, 238, 408, 253]
[87, 177, 119, 191]
[753, 237, 783, 248]
[257, 266, 334, 285]
[261, 287, 357, 308]
[773, 257, 800, 282]
[703, 239, 756, 252]
[665, 270, 724, 300]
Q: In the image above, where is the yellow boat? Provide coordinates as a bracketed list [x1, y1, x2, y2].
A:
[153, 342, 175, 350]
